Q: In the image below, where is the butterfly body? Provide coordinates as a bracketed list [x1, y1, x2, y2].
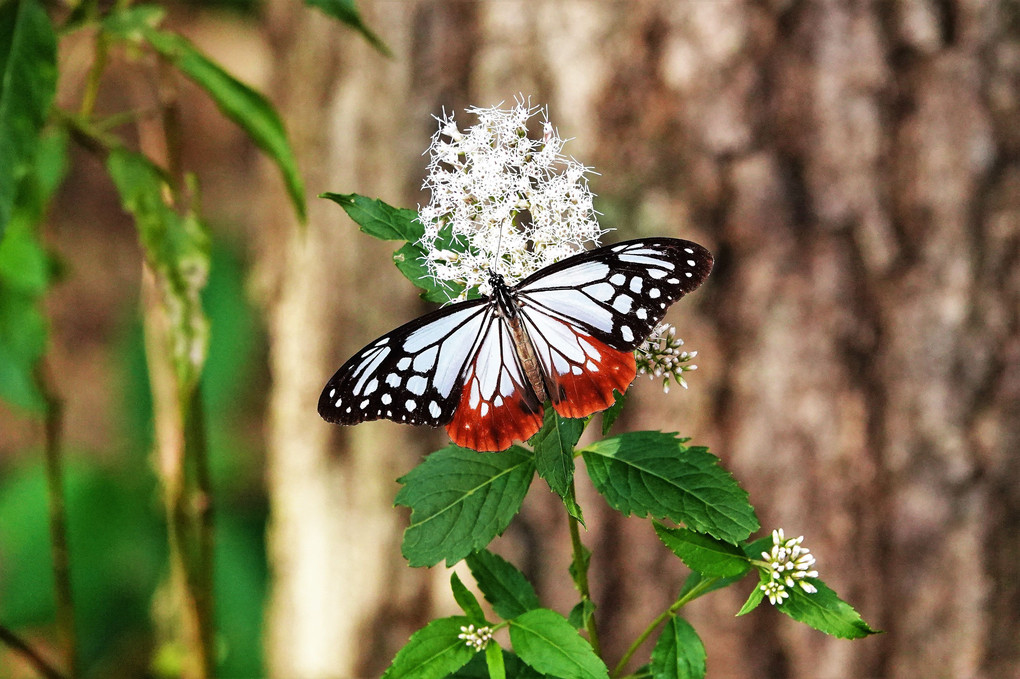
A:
[319, 238, 713, 451]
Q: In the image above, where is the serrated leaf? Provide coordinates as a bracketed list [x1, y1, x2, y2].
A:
[303, 0, 392, 56]
[465, 549, 540, 620]
[509, 609, 608, 679]
[736, 580, 765, 616]
[451, 572, 486, 624]
[654, 524, 750, 578]
[649, 617, 706, 679]
[741, 535, 774, 561]
[382, 616, 477, 679]
[581, 432, 758, 544]
[321, 192, 422, 241]
[567, 599, 595, 630]
[106, 148, 210, 394]
[397, 446, 535, 567]
[601, 389, 626, 435]
[110, 21, 306, 221]
[0, 0, 56, 241]
[531, 409, 585, 522]
[775, 579, 879, 638]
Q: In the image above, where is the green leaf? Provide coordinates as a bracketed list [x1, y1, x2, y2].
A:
[447, 650, 545, 679]
[485, 642, 506, 679]
[321, 192, 421, 241]
[396, 446, 535, 567]
[0, 0, 56, 241]
[465, 549, 540, 621]
[106, 148, 210, 394]
[736, 580, 765, 616]
[320, 193, 467, 303]
[581, 432, 759, 544]
[775, 579, 879, 639]
[108, 20, 306, 221]
[451, 572, 487, 624]
[530, 409, 585, 522]
[567, 599, 595, 631]
[0, 128, 65, 411]
[600, 389, 627, 435]
[302, 0, 392, 56]
[509, 609, 608, 679]
[654, 524, 750, 578]
[382, 616, 477, 679]
[649, 617, 706, 679]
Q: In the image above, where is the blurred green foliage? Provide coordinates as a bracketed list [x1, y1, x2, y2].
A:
[0, 239, 268, 678]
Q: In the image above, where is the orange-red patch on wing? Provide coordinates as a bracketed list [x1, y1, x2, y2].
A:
[446, 366, 545, 452]
[548, 335, 636, 419]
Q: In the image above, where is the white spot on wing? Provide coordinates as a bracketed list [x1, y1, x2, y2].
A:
[385, 374, 401, 388]
[397, 357, 412, 370]
[329, 388, 336, 398]
[612, 295, 633, 314]
[620, 325, 634, 343]
[650, 288, 661, 299]
[364, 379, 378, 396]
[429, 401, 442, 418]
[629, 277, 642, 293]
[637, 308, 648, 320]
[610, 273, 626, 285]
[583, 282, 615, 302]
[619, 254, 674, 269]
[407, 375, 427, 396]
[649, 269, 668, 280]
[413, 345, 438, 373]
[405, 399, 416, 411]
[381, 393, 392, 405]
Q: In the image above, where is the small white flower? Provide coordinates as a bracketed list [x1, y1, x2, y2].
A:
[458, 624, 494, 650]
[418, 97, 604, 299]
[636, 324, 698, 392]
[759, 529, 820, 604]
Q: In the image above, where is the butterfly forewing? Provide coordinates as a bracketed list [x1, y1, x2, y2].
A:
[514, 238, 713, 418]
[318, 299, 489, 427]
[515, 238, 714, 351]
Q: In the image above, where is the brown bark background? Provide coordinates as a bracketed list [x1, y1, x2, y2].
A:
[253, 1, 1020, 678]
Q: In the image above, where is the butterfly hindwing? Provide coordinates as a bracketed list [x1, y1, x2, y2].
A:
[318, 299, 489, 427]
[446, 314, 545, 451]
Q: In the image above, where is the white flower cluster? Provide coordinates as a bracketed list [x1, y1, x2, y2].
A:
[636, 324, 698, 392]
[759, 529, 819, 605]
[457, 624, 494, 651]
[418, 99, 604, 298]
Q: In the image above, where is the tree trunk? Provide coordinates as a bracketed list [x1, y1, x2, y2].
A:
[259, 1, 1019, 677]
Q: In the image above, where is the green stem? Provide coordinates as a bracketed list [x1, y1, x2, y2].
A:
[611, 576, 720, 677]
[36, 366, 78, 678]
[79, 29, 108, 119]
[0, 624, 68, 679]
[567, 496, 600, 657]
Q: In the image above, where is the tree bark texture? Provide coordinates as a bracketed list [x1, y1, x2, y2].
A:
[259, 1, 1019, 677]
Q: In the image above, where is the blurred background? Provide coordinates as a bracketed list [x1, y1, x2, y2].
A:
[1, 0, 1018, 677]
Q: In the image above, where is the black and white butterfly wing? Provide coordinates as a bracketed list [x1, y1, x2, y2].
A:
[317, 299, 490, 427]
[514, 238, 713, 417]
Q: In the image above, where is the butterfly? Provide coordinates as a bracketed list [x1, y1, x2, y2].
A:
[318, 238, 713, 451]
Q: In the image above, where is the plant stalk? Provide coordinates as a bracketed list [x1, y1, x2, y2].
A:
[567, 494, 601, 657]
[0, 624, 68, 679]
[36, 366, 78, 678]
[611, 576, 720, 677]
